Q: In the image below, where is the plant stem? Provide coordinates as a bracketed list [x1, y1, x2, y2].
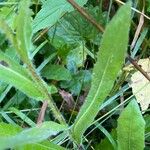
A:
[26, 61, 66, 124]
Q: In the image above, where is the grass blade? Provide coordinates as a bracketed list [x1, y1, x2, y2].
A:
[10, 107, 36, 127]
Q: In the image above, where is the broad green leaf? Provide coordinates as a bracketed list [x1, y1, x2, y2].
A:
[15, 0, 32, 64]
[48, 6, 105, 46]
[66, 44, 87, 73]
[0, 65, 44, 100]
[41, 64, 71, 81]
[0, 51, 31, 80]
[0, 121, 67, 149]
[117, 99, 145, 150]
[32, 0, 88, 33]
[72, 3, 131, 143]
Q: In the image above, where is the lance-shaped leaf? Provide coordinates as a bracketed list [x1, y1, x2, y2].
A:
[117, 99, 145, 150]
[32, 0, 88, 33]
[0, 51, 31, 80]
[72, 3, 131, 143]
[0, 65, 44, 100]
[15, 0, 32, 64]
[0, 122, 67, 150]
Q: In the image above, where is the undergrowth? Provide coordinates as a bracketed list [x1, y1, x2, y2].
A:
[0, 0, 150, 149]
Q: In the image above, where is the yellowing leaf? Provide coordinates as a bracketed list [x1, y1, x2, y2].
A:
[130, 58, 150, 111]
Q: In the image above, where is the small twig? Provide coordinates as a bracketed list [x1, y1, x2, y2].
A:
[33, 28, 49, 42]
[67, 0, 150, 82]
[67, 0, 104, 32]
[37, 100, 48, 124]
[127, 55, 150, 81]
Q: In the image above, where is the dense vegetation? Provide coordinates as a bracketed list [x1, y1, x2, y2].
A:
[0, 0, 150, 149]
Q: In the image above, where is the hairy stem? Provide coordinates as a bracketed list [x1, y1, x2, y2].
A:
[26, 61, 66, 124]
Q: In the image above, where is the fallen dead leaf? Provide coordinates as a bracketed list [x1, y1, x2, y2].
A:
[129, 58, 150, 111]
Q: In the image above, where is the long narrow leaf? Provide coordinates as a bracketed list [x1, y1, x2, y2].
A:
[0, 51, 31, 79]
[0, 122, 67, 149]
[0, 65, 44, 100]
[72, 3, 131, 143]
[117, 99, 145, 150]
[15, 0, 32, 64]
[0, 122, 67, 150]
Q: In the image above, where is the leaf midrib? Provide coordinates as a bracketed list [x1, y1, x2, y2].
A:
[73, 55, 113, 133]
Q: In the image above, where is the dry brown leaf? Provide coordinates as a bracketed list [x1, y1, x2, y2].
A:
[129, 58, 150, 111]
[131, 9, 144, 50]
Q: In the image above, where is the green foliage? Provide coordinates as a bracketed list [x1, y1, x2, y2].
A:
[66, 44, 87, 72]
[16, 141, 66, 150]
[48, 6, 105, 46]
[15, 0, 32, 64]
[33, 0, 88, 33]
[0, 122, 22, 136]
[61, 70, 91, 95]
[71, 2, 131, 144]
[42, 64, 71, 81]
[117, 99, 145, 150]
[0, 0, 148, 149]
[95, 129, 117, 150]
[0, 64, 44, 100]
[146, 0, 150, 12]
[0, 122, 67, 149]
[0, 51, 30, 79]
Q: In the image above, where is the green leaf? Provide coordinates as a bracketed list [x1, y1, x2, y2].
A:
[41, 64, 71, 81]
[71, 2, 131, 144]
[0, 65, 44, 100]
[66, 44, 87, 73]
[95, 129, 117, 150]
[48, 6, 104, 46]
[15, 0, 32, 64]
[32, 0, 88, 33]
[117, 99, 145, 150]
[60, 70, 91, 95]
[0, 19, 15, 45]
[0, 122, 22, 136]
[0, 121, 67, 149]
[10, 107, 36, 127]
[0, 122, 66, 150]
[16, 141, 66, 150]
[0, 51, 31, 80]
